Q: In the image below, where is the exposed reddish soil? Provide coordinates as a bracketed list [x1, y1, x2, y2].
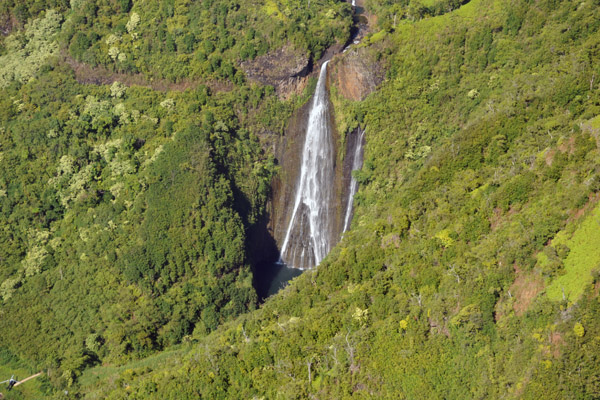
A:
[490, 206, 517, 231]
[550, 331, 564, 357]
[546, 135, 577, 166]
[544, 148, 555, 166]
[63, 54, 232, 93]
[558, 136, 576, 154]
[566, 192, 600, 224]
[429, 317, 451, 337]
[510, 264, 544, 316]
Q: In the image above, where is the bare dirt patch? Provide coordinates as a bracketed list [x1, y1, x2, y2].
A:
[545, 148, 555, 166]
[546, 136, 577, 166]
[549, 331, 564, 358]
[564, 192, 600, 226]
[490, 206, 517, 231]
[63, 54, 232, 93]
[510, 264, 544, 316]
[558, 136, 576, 154]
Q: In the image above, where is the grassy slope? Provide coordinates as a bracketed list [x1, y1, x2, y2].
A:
[546, 202, 600, 301]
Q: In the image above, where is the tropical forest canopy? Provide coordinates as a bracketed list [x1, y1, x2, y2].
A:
[0, 0, 600, 398]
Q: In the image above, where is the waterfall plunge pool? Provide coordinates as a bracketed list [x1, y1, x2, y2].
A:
[255, 260, 303, 301]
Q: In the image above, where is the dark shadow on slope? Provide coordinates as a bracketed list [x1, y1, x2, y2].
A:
[254, 260, 303, 301]
[245, 209, 303, 302]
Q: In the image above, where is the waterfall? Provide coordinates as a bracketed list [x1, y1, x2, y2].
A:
[343, 128, 365, 232]
[280, 61, 334, 269]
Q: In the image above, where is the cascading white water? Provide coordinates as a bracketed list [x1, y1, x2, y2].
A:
[280, 61, 334, 269]
[343, 128, 365, 232]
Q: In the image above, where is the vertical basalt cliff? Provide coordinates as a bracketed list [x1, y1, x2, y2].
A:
[279, 62, 346, 269]
[255, 42, 383, 270]
[269, 62, 350, 270]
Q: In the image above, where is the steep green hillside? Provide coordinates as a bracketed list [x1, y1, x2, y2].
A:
[2, 0, 600, 398]
[1, 0, 352, 84]
[0, 0, 350, 396]
[74, 0, 600, 398]
[0, 65, 270, 389]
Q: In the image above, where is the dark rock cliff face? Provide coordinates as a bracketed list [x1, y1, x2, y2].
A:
[330, 46, 384, 101]
[269, 98, 312, 258]
[253, 44, 381, 270]
[240, 45, 311, 99]
[267, 73, 367, 268]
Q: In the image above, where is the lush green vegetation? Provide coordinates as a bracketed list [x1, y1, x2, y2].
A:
[366, 0, 470, 28]
[2, 0, 600, 398]
[0, 61, 277, 388]
[0, 0, 351, 395]
[545, 202, 600, 302]
[2, 0, 352, 82]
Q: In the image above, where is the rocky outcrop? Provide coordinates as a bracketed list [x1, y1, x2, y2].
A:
[268, 99, 312, 256]
[330, 46, 384, 101]
[240, 45, 311, 99]
[0, 12, 16, 36]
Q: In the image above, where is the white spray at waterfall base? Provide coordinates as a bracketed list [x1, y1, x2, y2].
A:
[280, 62, 334, 269]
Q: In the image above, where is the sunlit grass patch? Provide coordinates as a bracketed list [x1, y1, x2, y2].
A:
[546, 203, 600, 301]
